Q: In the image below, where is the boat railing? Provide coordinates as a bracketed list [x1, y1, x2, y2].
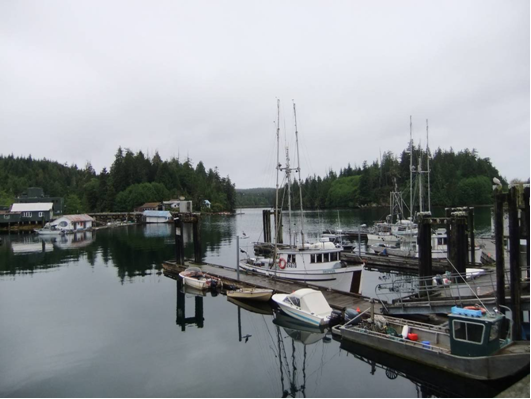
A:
[375, 268, 529, 311]
[344, 325, 451, 355]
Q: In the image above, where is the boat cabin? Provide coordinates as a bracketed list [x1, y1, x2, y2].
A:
[448, 307, 507, 357]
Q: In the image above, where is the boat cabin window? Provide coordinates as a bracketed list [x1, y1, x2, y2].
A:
[330, 252, 338, 261]
[287, 254, 296, 263]
[310, 254, 315, 263]
[489, 323, 500, 342]
[316, 254, 323, 263]
[437, 237, 447, 245]
[324, 253, 330, 262]
[453, 320, 484, 344]
[284, 296, 300, 307]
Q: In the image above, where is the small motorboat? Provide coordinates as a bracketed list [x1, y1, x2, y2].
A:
[226, 287, 273, 302]
[179, 267, 216, 290]
[34, 223, 66, 235]
[272, 288, 333, 327]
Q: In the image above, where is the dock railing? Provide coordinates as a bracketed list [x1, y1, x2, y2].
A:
[375, 268, 530, 312]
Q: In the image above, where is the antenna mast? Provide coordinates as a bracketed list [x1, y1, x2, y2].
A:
[409, 116, 414, 220]
[293, 101, 305, 246]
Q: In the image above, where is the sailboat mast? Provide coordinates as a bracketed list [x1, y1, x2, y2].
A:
[426, 119, 431, 213]
[273, 100, 281, 271]
[419, 149, 423, 213]
[293, 102, 305, 246]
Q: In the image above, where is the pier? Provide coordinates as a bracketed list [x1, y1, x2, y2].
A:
[162, 260, 370, 312]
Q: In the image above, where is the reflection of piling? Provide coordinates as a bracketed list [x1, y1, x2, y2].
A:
[176, 279, 204, 331]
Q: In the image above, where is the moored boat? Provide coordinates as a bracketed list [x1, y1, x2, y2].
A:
[226, 287, 273, 302]
[333, 306, 530, 380]
[179, 267, 217, 290]
[272, 288, 333, 327]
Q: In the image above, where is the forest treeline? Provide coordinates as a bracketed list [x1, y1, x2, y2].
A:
[237, 146, 515, 210]
[0, 148, 236, 213]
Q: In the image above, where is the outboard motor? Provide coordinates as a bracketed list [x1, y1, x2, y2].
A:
[329, 310, 343, 327]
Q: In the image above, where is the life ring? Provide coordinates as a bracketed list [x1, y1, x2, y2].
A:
[464, 306, 486, 314]
[278, 258, 287, 269]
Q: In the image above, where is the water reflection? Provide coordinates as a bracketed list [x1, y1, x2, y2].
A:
[338, 339, 514, 398]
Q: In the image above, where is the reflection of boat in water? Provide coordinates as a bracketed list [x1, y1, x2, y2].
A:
[11, 239, 54, 255]
[54, 231, 94, 249]
[273, 311, 326, 345]
[227, 296, 273, 315]
[337, 338, 524, 398]
[182, 284, 207, 297]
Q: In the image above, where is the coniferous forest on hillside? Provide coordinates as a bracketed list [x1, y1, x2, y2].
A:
[237, 146, 517, 210]
[0, 145, 521, 213]
[0, 147, 236, 213]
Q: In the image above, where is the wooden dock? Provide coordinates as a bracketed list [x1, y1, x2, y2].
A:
[162, 260, 371, 312]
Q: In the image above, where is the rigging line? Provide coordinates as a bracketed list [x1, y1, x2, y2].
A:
[445, 257, 493, 316]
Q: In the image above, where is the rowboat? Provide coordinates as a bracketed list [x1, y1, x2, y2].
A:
[226, 288, 273, 302]
[179, 267, 216, 290]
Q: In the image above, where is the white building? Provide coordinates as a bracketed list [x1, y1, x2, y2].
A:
[50, 214, 94, 232]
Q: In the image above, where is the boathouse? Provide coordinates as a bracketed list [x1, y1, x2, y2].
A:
[50, 214, 94, 232]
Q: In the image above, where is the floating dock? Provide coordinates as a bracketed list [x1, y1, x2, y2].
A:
[162, 260, 370, 312]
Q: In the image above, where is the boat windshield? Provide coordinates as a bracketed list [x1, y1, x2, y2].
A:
[284, 296, 301, 307]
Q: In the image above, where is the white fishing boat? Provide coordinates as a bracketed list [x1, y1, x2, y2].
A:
[239, 101, 364, 293]
[272, 288, 333, 327]
[179, 267, 215, 290]
[226, 287, 273, 302]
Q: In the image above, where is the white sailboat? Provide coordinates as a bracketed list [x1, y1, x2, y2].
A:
[239, 101, 364, 293]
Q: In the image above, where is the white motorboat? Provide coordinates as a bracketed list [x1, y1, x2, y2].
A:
[179, 267, 216, 290]
[272, 288, 333, 327]
[226, 287, 273, 302]
[34, 223, 66, 235]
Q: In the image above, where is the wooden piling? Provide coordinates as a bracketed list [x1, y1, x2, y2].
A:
[174, 218, 185, 266]
[418, 215, 432, 280]
[193, 217, 202, 264]
[524, 187, 530, 279]
[508, 186, 522, 340]
[494, 190, 506, 308]
[468, 207, 476, 265]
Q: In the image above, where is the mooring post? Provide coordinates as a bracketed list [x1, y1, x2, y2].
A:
[508, 186, 522, 340]
[262, 210, 271, 243]
[275, 208, 283, 244]
[193, 216, 202, 264]
[417, 214, 432, 283]
[174, 217, 185, 266]
[494, 190, 506, 308]
[195, 296, 204, 328]
[468, 207, 476, 265]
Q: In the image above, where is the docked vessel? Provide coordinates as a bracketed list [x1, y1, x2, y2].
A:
[333, 306, 530, 380]
[272, 288, 333, 327]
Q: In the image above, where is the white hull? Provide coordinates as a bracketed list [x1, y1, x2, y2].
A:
[239, 261, 362, 293]
[34, 229, 65, 235]
[179, 274, 210, 290]
[272, 291, 332, 327]
[367, 234, 401, 244]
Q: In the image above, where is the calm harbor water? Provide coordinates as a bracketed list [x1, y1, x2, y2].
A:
[0, 207, 512, 398]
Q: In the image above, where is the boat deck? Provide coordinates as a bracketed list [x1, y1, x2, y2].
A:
[162, 260, 370, 312]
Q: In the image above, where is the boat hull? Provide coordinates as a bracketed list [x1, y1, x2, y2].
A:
[273, 295, 328, 327]
[337, 326, 529, 380]
[179, 274, 210, 290]
[226, 288, 273, 302]
[239, 262, 362, 293]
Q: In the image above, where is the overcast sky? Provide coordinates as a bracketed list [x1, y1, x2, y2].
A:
[1, 0, 529, 188]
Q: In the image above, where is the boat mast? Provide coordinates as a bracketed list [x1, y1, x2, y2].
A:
[273, 99, 281, 270]
[418, 147, 423, 213]
[293, 101, 305, 246]
[426, 119, 431, 213]
[285, 145, 293, 246]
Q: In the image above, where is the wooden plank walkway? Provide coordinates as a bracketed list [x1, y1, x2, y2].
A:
[162, 260, 371, 312]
